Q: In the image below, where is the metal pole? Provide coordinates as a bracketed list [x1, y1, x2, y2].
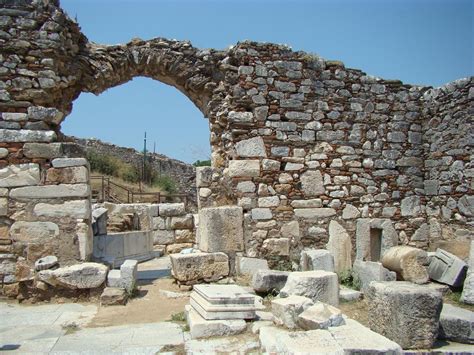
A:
[143, 131, 147, 184]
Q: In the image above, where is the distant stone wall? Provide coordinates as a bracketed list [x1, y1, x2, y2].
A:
[71, 137, 197, 206]
[0, 0, 472, 295]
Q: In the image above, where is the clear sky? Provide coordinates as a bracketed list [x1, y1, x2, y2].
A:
[60, 0, 473, 164]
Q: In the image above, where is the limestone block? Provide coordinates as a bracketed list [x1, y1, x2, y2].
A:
[158, 203, 185, 217]
[10, 184, 90, 200]
[196, 166, 213, 187]
[23, 143, 62, 159]
[228, 111, 254, 123]
[280, 270, 339, 306]
[153, 230, 175, 245]
[2, 112, 27, 121]
[367, 281, 442, 349]
[166, 243, 193, 254]
[33, 200, 91, 219]
[236, 256, 269, 277]
[0, 148, 7, 158]
[107, 259, 137, 293]
[27, 105, 64, 124]
[0, 198, 6, 216]
[428, 248, 468, 287]
[170, 252, 229, 283]
[262, 159, 280, 171]
[291, 199, 322, 208]
[9, 221, 59, 242]
[439, 303, 474, 344]
[228, 160, 260, 177]
[235, 136, 266, 157]
[52, 158, 88, 168]
[175, 229, 194, 243]
[258, 196, 280, 207]
[294, 208, 336, 219]
[297, 302, 345, 330]
[342, 204, 360, 219]
[252, 270, 289, 293]
[381, 246, 429, 284]
[355, 218, 398, 262]
[251, 208, 272, 220]
[100, 287, 128, 306]
[152, 216, 167, 230]
[262, 238, 290, 256]
[0, 163, 40, 187]
[272, 295, 314, 329]
[300, 170, 324, 196]
[339, 286, 362, 302]
[46, 166, 88, 184]
[198, 206, 243, 253]
[280, 220, 299, 238]
[300, 249, 335, 272]
[458, 195, 474, 217]
[401, 195, 422, 216]
[326, 220, 352, 273]
[39, 262, 108, 289]
[0, 129, 56, 142]
[236, 181, 255, 193]
[461, 241, 474, 304]
[185, 305, 246, 339]
[76, 222, 93, 261]
[169, 214, 193, 229]
[92, 207, 108, 236]
[34, 255, 58, 271]
[352, 260, 396, 291]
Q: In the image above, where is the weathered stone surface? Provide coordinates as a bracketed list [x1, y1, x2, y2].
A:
[100, 287, 128, 306]
[458, 195, 474, 217]
[198, 206, 243, 253]
[0, 129, 56, 142]
[429, 248, 468, 287]
[34, 255, 58, 271]
[355, 218, 398, 262]
[252, 270, 289, 293]
[381, 246, 429, 284]
[251, 207, 272, 220]
[339, 286, 362, 301]
[235, 136, 266, 157]
[353, 259, 396, 291]
[0, 163, 40, 187]
[272, 295, 314, 329]
[196, 166, 213, 187]
[280, 270, 339, 306]
[262, 238, 289, 255]
[297, 302, 345, 330]
[461, 241, 474, 305]
[300, 249, 335, 272]
[46, 166, 88, 184]
[9, 221, 59, 242]
[438, 303, 474, 344]
[236, 256, 269, 277]
[326, 220, 352, 273]
[27, 105, 64, 123]
[52, 158, 88, 168]
[92, 207, 108, 236]
[300, 170, 324, 196]
[170, 252, 229, 283]
[39, 262, 108, 289]
[342, 204, 360, 219]
[367, 281, 443, 349]
[10, 184, 90, 199]
[158, 203, 185, 217]
[33, 200, 91, 219]
[401, 195, 422, 216]
[107, 259, 137, 293]
[169, 214, 193, 229]
[228, 160, 260, 177]
[0, 198, 7, 216]
[152, 229, 175, 245]
[294, 208, 336, 219]
[185, 305, 246, 339]
[23, 142, 62, 158]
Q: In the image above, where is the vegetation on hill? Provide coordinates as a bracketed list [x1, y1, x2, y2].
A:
[192, 159, 211, 167]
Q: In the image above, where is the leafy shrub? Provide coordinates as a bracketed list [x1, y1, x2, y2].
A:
[87, 151, 120, 176]
[152, 175, 177, 194]
[193, 159, 211, 167]
[338, 269, 361, 291]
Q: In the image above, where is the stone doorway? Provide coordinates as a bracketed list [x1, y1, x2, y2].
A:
[356, 219, 398, 261]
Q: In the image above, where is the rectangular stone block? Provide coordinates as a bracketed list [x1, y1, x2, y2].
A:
[198, 206, 243, 253]
[52, 158, 88, 168]
[294, 208, 336, 219]
[152, 229, 175, 245]
[158, 203, 185, 217]
[0, 163, 40, 187]
[10, 184, 90, 200]
[428, 248, 468, 287]
[236, 256, 269, 277]
[228, 160, 260, 177]
[300, 249, 335, 272]
[0, 129, 56, 142]
[33, 200, 91, 219]
[170, 252, 229, 283]
[23, 143, 62, 159]
[46, 166, 89, 184]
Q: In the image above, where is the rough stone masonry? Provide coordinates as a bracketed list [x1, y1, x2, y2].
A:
[0, 0, 472, 294]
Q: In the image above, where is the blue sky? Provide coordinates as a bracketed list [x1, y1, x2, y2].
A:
[61, 0, 473, 164]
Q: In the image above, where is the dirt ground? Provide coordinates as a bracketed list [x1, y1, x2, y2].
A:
[89, 277, 190, 327]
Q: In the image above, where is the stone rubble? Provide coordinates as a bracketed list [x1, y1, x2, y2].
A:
[170, 251, 229, 285]
[428, 248, 468, 287]
[438, 303, 474, 344]
[271, 295, 314, 329]
[252, 269, 289, 293]
[38, 262, 108, 290]
[297, 302, 345, 330]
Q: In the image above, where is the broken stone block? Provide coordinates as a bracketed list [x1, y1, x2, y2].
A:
[326, 220, 352, 273]
[461, 241, 474, 305]
[100, 287, 128, 306]
[39, 262, 108, 289]
[428, 248, 468, 287]
[381, 245, 429, 284]
[252, 270, 289, 293]
[300, 249, 335, 272]
[297, 302, 345, 330]
[34, 255, 58, 271]
[198, 206, 243, 253]
[185, 305, 247, 339]
[91, 207, 108, 236]
[236, 256, 269, 277]
[339, 286, 362, 302]
[280, 270, 339, 306]
[170, 252, 229, 284]
[107, 259, 137, 293]
[367, 281, 443, 349]
[271, 295, 314, 329]
[352, 260, 396, 291]
[438, 303, 474, 344]
[262, 237, 290, 255]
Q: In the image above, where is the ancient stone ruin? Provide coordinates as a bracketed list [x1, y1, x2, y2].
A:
[1, 0, 472, 291]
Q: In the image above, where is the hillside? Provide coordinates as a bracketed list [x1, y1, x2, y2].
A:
[67, 136, 197, 206]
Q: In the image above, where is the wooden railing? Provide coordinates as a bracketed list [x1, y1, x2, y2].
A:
[90, 175, 188, 206]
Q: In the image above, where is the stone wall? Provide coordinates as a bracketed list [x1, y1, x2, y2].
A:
[0, 0, 472, 293]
